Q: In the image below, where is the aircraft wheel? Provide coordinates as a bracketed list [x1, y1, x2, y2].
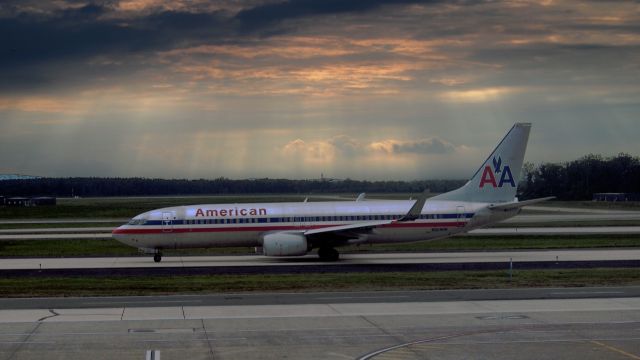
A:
[318, 247, 339, 261]
[153, 253, 162, 263]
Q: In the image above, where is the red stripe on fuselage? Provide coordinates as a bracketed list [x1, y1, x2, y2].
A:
[112, 221, 466, 235]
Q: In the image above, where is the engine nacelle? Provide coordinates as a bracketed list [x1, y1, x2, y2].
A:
[262, 233, 309, 256]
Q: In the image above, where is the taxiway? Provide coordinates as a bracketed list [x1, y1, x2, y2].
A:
[1, 249, 639, 270]
[0, 295, 638, 359]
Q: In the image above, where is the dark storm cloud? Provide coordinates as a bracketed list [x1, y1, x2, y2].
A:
[2, 5, 227, 67]
[2, 0, 477, 67]
[394, 138, 455, 155]
[234, 0, 451, 32]
[1, 0, 484, 94]
[0, 3, 235, 93]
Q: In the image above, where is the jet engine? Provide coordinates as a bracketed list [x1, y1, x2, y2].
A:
[262, 233, 309, 256]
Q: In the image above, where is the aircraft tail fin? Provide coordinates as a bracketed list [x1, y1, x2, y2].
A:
[431, 123, 531, 203]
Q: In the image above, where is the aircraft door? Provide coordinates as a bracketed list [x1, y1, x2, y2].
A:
[162, 211, 174, 233]
[456, 206, 466, 227]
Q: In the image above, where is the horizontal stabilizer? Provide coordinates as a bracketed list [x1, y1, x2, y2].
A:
[488, 197, 555, 211]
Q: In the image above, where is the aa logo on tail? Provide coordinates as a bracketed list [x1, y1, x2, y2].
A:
[479, 156, 515, 188]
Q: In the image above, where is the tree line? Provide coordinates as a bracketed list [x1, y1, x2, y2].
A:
[519, 153, 640, 200]
[1, 154, 638, 200]
[0, 177, 465, 198]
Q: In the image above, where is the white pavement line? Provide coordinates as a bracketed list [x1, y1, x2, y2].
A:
[123, 307, 185, 321]
[145, 349, 160, 360]
[3, 249, 640, 270]
[0, 233, 113, 240]
[0, 227, 115, 234]
[550, 291, 625, 295]
[2, 298, 640, 323]
[316, 296, 411, 300]
[82, 300, 203, 305]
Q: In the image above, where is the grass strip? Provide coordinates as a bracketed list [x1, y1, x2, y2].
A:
[0, 239, 139, 257]
[491, 220, 640, 228]
[1, 268, 638, 297]
[2, 235, 640, 257]
[346, 234, 640, 252]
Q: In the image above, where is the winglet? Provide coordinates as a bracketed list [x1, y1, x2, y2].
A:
[398, 190, 429, 221]
[356, 193, 366, 202]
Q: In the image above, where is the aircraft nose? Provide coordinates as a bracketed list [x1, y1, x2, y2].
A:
[112, 225, 130, 243]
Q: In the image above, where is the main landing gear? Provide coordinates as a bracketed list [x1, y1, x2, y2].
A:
[318, 247, 340, 262]
[153, 250, 163, 263]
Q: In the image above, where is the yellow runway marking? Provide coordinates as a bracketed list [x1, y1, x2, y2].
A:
[590, 340, 640, 359]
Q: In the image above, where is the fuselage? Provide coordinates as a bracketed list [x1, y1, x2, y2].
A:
[112, 199, 517, 252]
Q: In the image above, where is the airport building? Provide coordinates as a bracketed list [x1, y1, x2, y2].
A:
[4, 196, 57, 207]
[593, 193, 640, 202]
[5, 197, 30, 206]
[31, 197, 57, 206]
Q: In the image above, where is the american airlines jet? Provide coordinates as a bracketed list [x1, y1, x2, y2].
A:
[113, 123, 551, 262]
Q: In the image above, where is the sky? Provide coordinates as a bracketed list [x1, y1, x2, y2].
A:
[0, 0, 639, 180]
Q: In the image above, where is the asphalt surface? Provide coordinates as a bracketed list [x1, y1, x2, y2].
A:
[1, 296, 638, 360]
[1, 286, 639, 310]
[1, 205, 638, 359]
[3, 249, 639, 269]
[1, 250, 638, 277]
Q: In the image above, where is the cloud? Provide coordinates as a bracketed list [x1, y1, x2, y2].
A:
[328, 135, 361, 156]
[368, 137, 457, 155]
[439, 87, 517, 103]
[1, 0, 639, 179]
[282, 135, 458, 159]
[0, 96, 85, 114]
[234, 0, 442, 33]
[281, 138, 337, 163]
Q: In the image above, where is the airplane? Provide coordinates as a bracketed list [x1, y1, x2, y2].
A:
[112, 123, 552, 262]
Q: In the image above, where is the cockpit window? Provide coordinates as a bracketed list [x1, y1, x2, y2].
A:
[128, 219, 146, 225]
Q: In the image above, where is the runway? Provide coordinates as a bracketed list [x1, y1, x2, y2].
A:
[2, 286, 640, 310]
[1, 250, 638, 277]
[2, 249, 639, 270]
[1, 294, 638, 359]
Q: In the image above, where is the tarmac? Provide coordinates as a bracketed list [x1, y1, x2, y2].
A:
[1, 249, 639, 270]
[1, 206, 639, 359]
[0, 295, 638, 359]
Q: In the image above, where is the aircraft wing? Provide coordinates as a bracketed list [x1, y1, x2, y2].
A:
[303, 191, 428, 239]
[303, 220, 393, 237]
[488, 196, 555, 211]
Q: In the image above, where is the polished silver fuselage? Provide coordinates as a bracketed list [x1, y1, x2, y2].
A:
[112, 199, 517, 252]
